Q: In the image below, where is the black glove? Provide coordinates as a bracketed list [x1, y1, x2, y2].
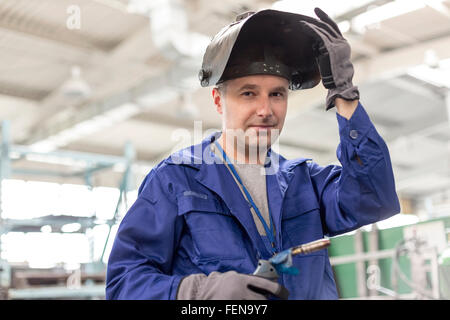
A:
[301, 7, 359, 110]
[176, 271, 289, 300]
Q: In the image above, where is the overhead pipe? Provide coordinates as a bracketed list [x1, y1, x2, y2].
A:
[148, 0, 209, 61]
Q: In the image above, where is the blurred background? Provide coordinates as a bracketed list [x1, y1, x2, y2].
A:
[0, 0, 449, 300]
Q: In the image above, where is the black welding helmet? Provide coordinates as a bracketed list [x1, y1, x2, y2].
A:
[198, 9, 322, 90]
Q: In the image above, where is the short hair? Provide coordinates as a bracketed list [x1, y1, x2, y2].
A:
[214, 82, 227, 95]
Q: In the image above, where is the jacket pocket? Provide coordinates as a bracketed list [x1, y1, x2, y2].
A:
[177, 192, 245, 261]
[282, 192, 319, 220]
[281, 194, 324, 251]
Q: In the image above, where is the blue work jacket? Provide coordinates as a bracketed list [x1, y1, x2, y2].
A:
[106, 102, 400, 300]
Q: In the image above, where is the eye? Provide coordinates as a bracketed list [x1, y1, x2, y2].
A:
[241, 91, 255, 97]
[270, 92, 285, 98]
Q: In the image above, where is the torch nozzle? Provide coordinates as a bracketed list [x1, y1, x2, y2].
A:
[291, 238, 331, 256]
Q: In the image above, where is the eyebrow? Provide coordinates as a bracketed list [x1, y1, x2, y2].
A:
[237, 84, 258, 92]
[237, 84, 288, 93]
[272, 86, 288, 94]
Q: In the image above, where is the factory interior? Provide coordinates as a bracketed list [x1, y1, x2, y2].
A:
[0, 0, 449, 300]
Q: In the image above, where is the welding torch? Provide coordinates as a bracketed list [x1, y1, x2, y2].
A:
[253, 238, 331, 281]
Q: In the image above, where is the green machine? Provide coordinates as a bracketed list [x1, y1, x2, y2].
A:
[328, 216, 450, 299]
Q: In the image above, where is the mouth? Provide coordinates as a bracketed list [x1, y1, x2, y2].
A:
[247, 125, 275, 130]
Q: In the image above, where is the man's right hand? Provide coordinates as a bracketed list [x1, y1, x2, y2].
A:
[176, 270, 289, 300]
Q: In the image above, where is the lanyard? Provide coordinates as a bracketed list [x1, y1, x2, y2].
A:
[214, 141, 277, 254]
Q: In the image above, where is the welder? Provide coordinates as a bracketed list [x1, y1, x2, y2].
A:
[106, 8, 400, 300]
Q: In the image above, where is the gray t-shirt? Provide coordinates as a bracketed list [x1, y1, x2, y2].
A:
[213, 144, 271, 236]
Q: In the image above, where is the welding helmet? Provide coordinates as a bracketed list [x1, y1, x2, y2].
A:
[198, 9, 322, 90]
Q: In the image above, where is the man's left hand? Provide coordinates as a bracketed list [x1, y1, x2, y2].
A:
[301, 8, 359, 110]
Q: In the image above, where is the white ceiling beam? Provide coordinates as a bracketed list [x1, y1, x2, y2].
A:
[286, 33, 450, 118]
[0, 6, 114, 52]
[395, 160, 450, 195]
[334, 0, 396, 22]
[354, 33, 450, 84]
[388, 77, 443, 104]
[345, 34, 381, 57]
[22, 23, 167, 143]
[23, 4, 450, 157]
[424, 0, 450, 19]
[23, 0, 209, 149]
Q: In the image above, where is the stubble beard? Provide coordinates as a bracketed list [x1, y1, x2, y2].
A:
[222, 127, 280, 164]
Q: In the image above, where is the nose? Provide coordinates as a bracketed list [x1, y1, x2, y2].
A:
[256, 96, 273, 118]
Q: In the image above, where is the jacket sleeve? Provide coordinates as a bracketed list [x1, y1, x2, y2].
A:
[308, 102, 400, 236]
[105, 168, 185, 300]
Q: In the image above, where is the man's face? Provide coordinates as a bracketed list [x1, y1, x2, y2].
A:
[212, 74, 289, 152]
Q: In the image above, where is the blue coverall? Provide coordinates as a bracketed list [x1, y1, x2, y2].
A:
[106, 102, 400, 299]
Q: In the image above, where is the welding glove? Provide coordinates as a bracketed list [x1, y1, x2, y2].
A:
[301, 7, 360, 110]
[176, 270, 289, 300]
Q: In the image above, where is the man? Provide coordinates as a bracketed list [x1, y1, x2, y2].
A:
[106, 8, 400, 300]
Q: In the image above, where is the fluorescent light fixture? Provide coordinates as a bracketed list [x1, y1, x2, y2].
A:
[29, 103, 140, 152]
[29, 141, 59, 153]
[127, 0, 154, 14]
[92, 0, 129, 13]
[337, 20, 351, 33]
[147, 0, 210, 59]
[407, 57, 450, 88]
[271, 0, 375, 18]
[135, 87, 179, 108]
[351, 0, 440, 34]
[424, 49, 440, 68]
[104, 103, 140, 122]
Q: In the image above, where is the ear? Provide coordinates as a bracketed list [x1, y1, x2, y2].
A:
[212, 88, 224, 115]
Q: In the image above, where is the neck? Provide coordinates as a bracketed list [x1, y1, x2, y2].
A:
[218, 131, 269, 165]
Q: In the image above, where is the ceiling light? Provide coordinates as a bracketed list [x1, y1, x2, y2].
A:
[351, 0, 428, 34]
[60, 66, 91, 100]
[271, 0, 375, 17]
[424, 49, 440, 69]
[407, 58, 450, 88]
[127, 0, 154, 15]
[337, 20, 351, 33]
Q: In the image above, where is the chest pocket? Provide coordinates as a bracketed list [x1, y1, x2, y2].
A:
[281, 191, 324, 252]
[177, 192, 245, 262]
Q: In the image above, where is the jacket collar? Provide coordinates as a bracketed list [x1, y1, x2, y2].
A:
[165, 130, 311, 200]
[165, 131, 311, 257]
[165, 130, 310, 172]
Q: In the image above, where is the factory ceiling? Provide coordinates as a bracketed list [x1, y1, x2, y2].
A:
[0, 0, 449, 203]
